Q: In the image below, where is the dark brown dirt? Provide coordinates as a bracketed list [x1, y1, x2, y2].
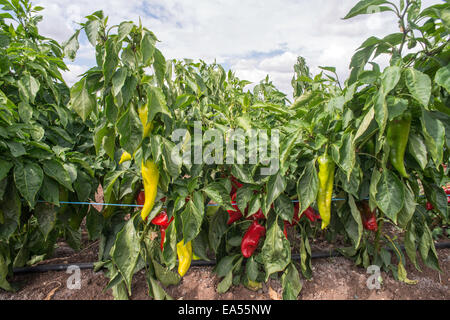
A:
[0, 236, 448, 300]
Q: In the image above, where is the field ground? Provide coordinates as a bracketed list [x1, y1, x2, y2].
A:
[1, 233, 448, 300]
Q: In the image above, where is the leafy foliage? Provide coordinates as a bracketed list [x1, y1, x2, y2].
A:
[0, 0, 448, 299]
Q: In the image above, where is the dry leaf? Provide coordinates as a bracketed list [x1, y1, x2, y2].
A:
[268, 285, 280, 300]
[44, 282, 62, 300]
[149, 231, 159, 241]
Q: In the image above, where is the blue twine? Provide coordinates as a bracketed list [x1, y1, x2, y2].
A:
[32, 194, 448, 208]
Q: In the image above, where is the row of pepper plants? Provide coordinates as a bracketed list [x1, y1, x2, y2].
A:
[0, 0, 449, 299]
[0, 0, 117, 291]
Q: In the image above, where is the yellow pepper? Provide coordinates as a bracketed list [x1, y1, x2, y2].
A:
[317, 153, 335, 230]
[138, 103, 154, 138]
[177, 240, 193, 277]
[119, 151, 132, 165]
[141, 160, 159, 221]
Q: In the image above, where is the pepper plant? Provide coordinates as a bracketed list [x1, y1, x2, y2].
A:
[58, 0, 450, 299]
[0, 0, 448, 300]
[0, 0, 103, 291]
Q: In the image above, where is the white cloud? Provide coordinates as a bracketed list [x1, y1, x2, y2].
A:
[62, 64, 90, 86]
[259, 52, 298, 73]
[34, 0, 443, 96]
[231, 52, 298, 95]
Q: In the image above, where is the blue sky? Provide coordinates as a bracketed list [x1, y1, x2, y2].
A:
[34, 0, 443, 97]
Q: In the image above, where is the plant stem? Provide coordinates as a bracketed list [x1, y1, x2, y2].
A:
[358, 152, 382, 163]
[398, 1, 412, 56]
[374, 218, 384, 257]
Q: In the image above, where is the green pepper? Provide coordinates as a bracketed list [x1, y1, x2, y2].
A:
[386, 112, 411, 178]
[317, 152, 335, 230]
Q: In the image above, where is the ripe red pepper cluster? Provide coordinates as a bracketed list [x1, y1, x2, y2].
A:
[283, 202, 321, 238]
[151, 210, 174, 251]
[228, 176, 267, 258]
[134, 178, 450, 258]
[138, 193, 172, 251]
[227, 176, 321, 258]
[227, 193, 266, 225]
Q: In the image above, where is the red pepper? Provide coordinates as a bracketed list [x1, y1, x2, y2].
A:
[151, 211, 173, 229]
[283, 221, 288, 239]
[293, 202, 300, 222]
[244, 207, 265, 221]
[227, 193, 243, 225]
[288, 203, 319, 226]
[363, 215, 378, 231]
[241, 220, 266, 258]
[426, 202, 434, 211]
[151, 210, 174, 251]
[159, 228, 167, 251]
[231, 192, 238, 210]
[303, 206, 320, 223]
[360, 201, 378, 232]
[230, 175, 243, 196]
[248, 208, 265, 220]
[227, 210, 243, 225]
[228, 188, 266, 224]
[137, 191, 145, 207]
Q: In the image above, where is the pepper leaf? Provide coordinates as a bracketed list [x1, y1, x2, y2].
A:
[405, 68, 431, 108]
[261, 218, 291, 281]
[69, 78, 96, 122]
[296, 160, 318, 215]
[14, 161, 43, 209]
[116, 104, 143, 155]
[281, 263, 302, 300]
[265, 172, 286, 214]
[421, 111, 445, 168]
[435, 65, 450, 93]
[375, 170, 404, 224]
[181, 191, 204, 243]
[202, 182, 233, 211]
[111, 214, 141, 295]
[347, 195, 363, 249]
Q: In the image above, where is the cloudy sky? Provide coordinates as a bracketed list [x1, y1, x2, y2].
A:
[34, 0, 443, 98]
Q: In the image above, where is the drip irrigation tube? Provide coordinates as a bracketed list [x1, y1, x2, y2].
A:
[12, 241, 450, 274]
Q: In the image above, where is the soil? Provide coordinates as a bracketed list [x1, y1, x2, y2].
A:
[0, 234, 448, 300]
